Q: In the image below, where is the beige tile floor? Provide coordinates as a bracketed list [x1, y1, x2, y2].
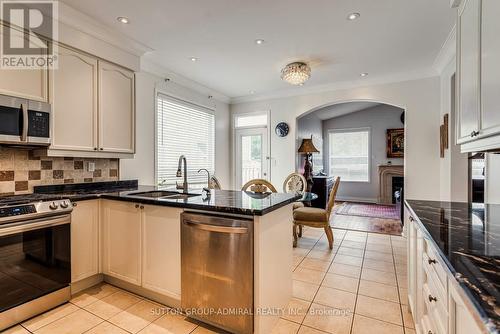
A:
[3, 227, 413, 334]
[284, 227, 414, 334]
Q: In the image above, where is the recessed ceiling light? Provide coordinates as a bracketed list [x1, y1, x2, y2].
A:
[360, 72, 368, 77]
[117, 16, 130, 24]
[250, 90, 255, 94]
[190, 57, 198, 62]
[255, 39, 265, 45]
[347, 12, 360, 20]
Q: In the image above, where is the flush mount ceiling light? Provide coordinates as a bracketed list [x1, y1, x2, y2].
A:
[190, 57, 198, 62]
[347, 12, 360, 20]
[281, 62, 311, 86]
[117, 16, 130, 24]
[255, 39, 265, 45]
[360, 72, 368, 77]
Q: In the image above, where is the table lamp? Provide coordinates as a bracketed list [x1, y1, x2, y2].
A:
[298, 136, 320, 191]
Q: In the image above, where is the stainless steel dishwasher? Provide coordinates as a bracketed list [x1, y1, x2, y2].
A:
[181, 212, 253, 334]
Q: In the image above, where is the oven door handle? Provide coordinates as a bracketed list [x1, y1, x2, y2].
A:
[0, 214, 70, 237]
[21, 102, 28, 142]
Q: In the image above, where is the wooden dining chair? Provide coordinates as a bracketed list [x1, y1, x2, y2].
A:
[292, 177, 340, 249]
[241, 179, 277, 193]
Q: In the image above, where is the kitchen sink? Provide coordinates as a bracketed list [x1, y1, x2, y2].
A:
[129, 191, 200, 200]
[129, 191, 179, 198]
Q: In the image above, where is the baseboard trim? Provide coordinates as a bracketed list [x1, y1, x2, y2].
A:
[71, 274, 104, 295]
[336, 196, 378, 203]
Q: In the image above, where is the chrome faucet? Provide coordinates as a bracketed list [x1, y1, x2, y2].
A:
[198, 168, 210, 190]
[176, 155, 188, 193]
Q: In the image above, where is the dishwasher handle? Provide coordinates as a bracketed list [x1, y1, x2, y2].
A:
[184, 221, 248, 234]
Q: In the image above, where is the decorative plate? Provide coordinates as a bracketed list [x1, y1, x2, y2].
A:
[275, 122, 289, 137]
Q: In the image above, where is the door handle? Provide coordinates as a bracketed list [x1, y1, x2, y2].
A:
[184, 221, 248, 234]
[21, 103, 28, 142]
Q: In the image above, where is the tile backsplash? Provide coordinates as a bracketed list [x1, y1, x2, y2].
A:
[0, 148, 119, 195]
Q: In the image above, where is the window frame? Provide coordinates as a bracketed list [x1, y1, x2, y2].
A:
[154, 91, 216, 187]
[327, 127, 372, 183]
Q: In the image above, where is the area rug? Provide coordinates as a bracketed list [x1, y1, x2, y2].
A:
[334, 202, 400, 220]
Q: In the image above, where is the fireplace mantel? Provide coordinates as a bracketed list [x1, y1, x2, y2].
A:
[378, 165, 404, 204]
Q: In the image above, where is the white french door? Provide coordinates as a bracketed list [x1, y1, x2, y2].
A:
[235, 127, 269, 189]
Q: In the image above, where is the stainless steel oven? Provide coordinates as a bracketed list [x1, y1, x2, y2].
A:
[0, 94, 51, 146]
[0, 198, 72, 330]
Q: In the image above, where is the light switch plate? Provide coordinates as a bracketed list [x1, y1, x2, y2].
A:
[87, 162, 96, 172]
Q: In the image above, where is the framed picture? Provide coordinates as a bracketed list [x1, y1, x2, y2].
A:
[387, 128, 404, 158]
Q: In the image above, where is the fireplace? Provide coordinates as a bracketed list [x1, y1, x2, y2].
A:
[391, 176, 404, 204]
[378, 164, 404, 204]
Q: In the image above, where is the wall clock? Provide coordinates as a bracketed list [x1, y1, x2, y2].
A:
[275, 122, 289, 137]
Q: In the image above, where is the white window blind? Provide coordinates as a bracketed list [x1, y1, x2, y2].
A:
[156, 94, 215, 187]
[329, 128, 370, 182]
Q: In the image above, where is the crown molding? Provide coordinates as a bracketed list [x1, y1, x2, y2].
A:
[141, 57, 231, 104]
[450, 0, 462, 8]
[230, 67, 438, 104]
[433, 24, 457, 74]
[55, 2, 153, 57]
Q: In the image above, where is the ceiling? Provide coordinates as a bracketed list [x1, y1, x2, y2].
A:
[60, 0, 455, 99]
[311, 102, 383, 120]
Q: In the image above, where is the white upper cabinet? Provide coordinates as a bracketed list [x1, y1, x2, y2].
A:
[0, 24, 48, 102]
[457, 0, 500, 152]
[98, 61, 135, 154]
[457, 0, 481, 144]
[480, 0, 500, 137]
[50, 45, 98, 151]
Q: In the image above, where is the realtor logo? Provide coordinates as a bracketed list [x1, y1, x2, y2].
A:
[0, 0, 58, 69]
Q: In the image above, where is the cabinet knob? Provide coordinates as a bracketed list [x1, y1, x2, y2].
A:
[140, 205, 144, 209]
[428, 331, 434, 334]
[470, 130, 479, 137]
[428, 295, 437, 302]
[135, 204, 140, 208]
[72, 202, 77, 207]
[428, 258, 436, 265]
[100, 148, 104, 151]
[94, 147, 97, 150]
[409, 216, 414, 222]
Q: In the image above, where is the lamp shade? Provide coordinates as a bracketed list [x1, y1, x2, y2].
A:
[298, 138, 319, 154]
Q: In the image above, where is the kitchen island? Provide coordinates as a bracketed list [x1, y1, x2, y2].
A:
[33, 180, 299, 334]
[404, 200, 500, 334]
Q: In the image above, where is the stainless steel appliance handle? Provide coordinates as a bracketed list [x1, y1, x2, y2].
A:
[0, 214, 71, 237]
[184, 221, 248, 234]
[21, 102, 28, 142]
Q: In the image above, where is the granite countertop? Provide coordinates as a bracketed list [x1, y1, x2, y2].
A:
[28, 180, 300, 216]
[405, 200, 500, 332]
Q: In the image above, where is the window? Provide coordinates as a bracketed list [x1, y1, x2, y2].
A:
[156, 94, 215, 187]
[328, 128, 370, 182]
[234, 113, 267, 128]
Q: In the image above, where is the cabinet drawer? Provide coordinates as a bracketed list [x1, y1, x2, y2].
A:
[423, 238, 448, 292]
[423, 276, 448, 334]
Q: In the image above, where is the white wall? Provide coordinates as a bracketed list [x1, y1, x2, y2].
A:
[322, 104, 404, 202]
[439, 57, 468, 202]
[120, 68, 231, 188]
[231, 77, 442, 201]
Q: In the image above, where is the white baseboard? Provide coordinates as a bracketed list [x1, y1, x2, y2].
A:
[336, 196, 378, 203]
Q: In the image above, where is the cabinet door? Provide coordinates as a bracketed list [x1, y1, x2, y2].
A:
[142, 205, 182, 299]
[449, 282, 483, 334]
[98, 61, 135, 153]
[71, 200, 99, 282]
[457, 0, 481, 143]
[480, 0, 500, 137]
[0, 25, 48, 101]
[101, 200, 142, 285]
[50, 45, 98, 151]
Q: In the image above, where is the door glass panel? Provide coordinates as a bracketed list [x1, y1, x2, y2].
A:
[241, 135, 262, 186]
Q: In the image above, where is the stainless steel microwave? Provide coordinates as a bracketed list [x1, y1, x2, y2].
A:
[0, 94, 51, 146]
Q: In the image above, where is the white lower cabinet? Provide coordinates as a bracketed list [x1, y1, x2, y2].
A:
[142, 205, 182, 299]
[101, 200, 142, 285]
[405, 206, 484, 334]
[71, 200, 99, 283]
